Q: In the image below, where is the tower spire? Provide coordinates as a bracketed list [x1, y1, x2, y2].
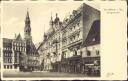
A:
[24, 9, 32, 43]
[26, 8, 30, 21]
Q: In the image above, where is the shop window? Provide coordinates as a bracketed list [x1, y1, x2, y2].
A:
[87, 50, 91, 56]
[14, 65, 17, 69]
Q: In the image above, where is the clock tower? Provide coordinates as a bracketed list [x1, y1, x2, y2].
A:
[24, 10, 32, 45]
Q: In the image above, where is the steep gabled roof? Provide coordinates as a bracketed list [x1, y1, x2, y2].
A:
[15, 33, 22, 41]
[84, 20, 100, 46]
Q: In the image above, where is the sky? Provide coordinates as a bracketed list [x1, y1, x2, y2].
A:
[2, 1, 100, 44]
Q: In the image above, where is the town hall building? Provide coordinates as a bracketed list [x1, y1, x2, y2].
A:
[3, 11, 40, 72]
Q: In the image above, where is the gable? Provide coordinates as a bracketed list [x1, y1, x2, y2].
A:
[16, 34, 22, 41]
[84, 20, 100, 46]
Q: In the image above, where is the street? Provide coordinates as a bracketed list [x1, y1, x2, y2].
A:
[3, 71, 93, 78]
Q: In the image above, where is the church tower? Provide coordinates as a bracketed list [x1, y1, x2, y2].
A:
[24, 10, 32, 45]
[49, 14, 54, 28]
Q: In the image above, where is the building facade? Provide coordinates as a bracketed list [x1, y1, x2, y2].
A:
[3, 34, 26, 71]
[23, 11, 40, 71]
[37, 3, 100, 75]
[56, 3, 100, 75]
[3, 11, 40, 72]
[37, 13, 63, 71]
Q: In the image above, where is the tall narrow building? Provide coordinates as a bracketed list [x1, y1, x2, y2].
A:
[24, 11, 32, 47]
[24, 11, 33, 55]
[24, 10, 40, 71]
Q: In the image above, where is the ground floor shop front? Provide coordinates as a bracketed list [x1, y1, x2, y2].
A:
[51, 56, 100, 76]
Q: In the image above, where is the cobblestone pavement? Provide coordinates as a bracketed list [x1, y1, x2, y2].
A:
[3, 71, 98, 78]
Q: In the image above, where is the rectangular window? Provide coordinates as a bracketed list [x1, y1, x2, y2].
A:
[10, 65, 12, 69]
[15, 58, 17, 63]
[96, 50, 100, 55]
[7, 65, 9, 69]
[87, 50, 91, 56]
[4, 65, 6, 69]
[8, 59, 9, 63]
[10, 59, 12, 63]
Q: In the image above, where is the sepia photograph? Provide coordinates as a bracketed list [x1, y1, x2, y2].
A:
[1, 1, 100, 79]
[1, 0, 127, 80]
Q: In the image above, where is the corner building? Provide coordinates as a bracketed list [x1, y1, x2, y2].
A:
[38, 3, 100, 75]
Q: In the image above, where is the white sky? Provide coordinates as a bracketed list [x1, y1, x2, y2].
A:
[2, 2, 100, 44]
